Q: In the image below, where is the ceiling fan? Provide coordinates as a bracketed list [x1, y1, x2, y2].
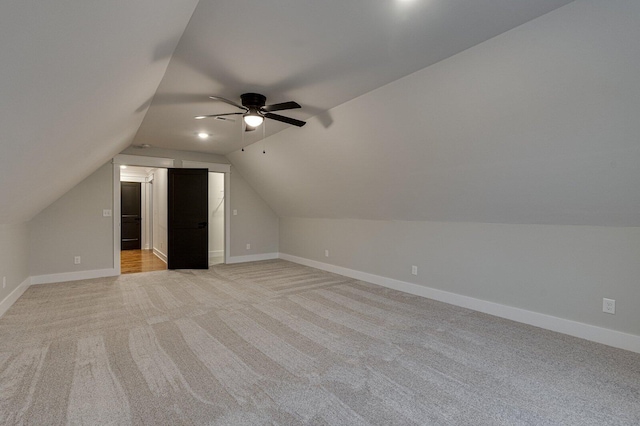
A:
[195, 93, 306, 130]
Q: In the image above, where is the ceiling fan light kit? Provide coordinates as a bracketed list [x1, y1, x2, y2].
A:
[243, 113, 264, 127]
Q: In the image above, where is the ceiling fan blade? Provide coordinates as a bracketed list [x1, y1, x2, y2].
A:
[209, 96, 247, 111]
[264, 112, 306, 127]
[262, 101, 301, 112]
[194, 112, 244, 119]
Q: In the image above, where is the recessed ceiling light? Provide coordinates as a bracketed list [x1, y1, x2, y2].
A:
[198, 132, 210, 139]
[120, 165, 127, 169]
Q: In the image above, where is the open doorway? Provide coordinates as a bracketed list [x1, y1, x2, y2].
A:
[115, 161, 228, 274]
[120, 166, 166, 274]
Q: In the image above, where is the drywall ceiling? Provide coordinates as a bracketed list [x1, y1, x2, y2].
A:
[228, 0, 640, 226]
[0, 0, 199, 223]
[134, 0, 574, 154]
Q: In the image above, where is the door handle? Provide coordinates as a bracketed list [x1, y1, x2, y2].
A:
[198, 222, 208, 228]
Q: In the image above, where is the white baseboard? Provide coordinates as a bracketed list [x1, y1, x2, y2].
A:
[31, 268, 118, 285]
[227, 253, 279, 264]
[279, 253, 640, 354]
[153, 247, 167, 263]
[0, 277, 31, 318]
[209, 250, 224, 258]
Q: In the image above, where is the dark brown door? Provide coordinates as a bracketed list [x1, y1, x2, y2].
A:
[168, 168, 208, 269]
[121, 182, 142, 250]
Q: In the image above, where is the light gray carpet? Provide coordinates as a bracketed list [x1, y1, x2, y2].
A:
[0, 260, 638, 425]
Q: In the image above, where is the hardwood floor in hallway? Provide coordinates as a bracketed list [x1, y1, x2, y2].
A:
[121, 249, 167, 274]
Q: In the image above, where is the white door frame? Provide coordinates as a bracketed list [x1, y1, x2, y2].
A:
[112, 155, 231, 274]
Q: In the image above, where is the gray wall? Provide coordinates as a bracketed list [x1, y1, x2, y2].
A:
[230, 166, 278, 257]
[0, 222, 30, 302]
[120, 146, 229, 166]
[29, 162, 114, 276]
[280, 218, 640, 336]
[26, 149, 278, 277]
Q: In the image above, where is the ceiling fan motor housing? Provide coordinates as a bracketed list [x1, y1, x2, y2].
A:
[241, 93, 267, 108]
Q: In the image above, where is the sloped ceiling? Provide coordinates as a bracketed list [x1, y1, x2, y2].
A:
[228, 0, 640, 226]
[134, 0, 574, 154]
[0, 0, 199, 223]
[5, 0, 609, 227]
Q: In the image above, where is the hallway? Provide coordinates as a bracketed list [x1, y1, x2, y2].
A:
[121, 249, 166, 274]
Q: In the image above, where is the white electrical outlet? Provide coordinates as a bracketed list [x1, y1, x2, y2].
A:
[324, 250, 329, 257]
[603, 298, 615, 314]
[74, 256, 81, 265]
[411, 265, 418, 276]
[246, 243, 251, 250]
[233, 210, 238, 216]
[2, 276, 6, 289]
[102, 209, 112, 217]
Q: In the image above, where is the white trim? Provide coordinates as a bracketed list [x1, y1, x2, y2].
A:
[31, 269, 118, 285]
[209, 250, 224, 258]
[153, 248, 168, 263]
[182, 160, 231, 173]
[119, 176, 146, 183]
[0, 278, 31, 318]
[227, 253, 279, 264]
[279, 253, 640, 354]
[113, 164, 121, 275]
[224, 172, 231, 264]
[113, 154, 174, 168]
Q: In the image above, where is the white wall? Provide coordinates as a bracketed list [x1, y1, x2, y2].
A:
[208, 172, 225, 257]
[151, 168, 168, 262]
[280, 218, 640, 337]
[0, 222, 30, 312]
[29, 162, 114, 277]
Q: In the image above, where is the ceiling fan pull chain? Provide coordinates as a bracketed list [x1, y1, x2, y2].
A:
[241, 119, 245, 152]
[262, 120, 266, 154]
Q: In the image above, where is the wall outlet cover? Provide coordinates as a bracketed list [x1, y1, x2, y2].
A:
[246, 243, 251, 250]
[325, 250, 329, 257]
[74, 256, 81, 265]
[603, 298, 615, 314]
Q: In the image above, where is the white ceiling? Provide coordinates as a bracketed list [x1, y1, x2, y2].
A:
[133, 0, 575, 154]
